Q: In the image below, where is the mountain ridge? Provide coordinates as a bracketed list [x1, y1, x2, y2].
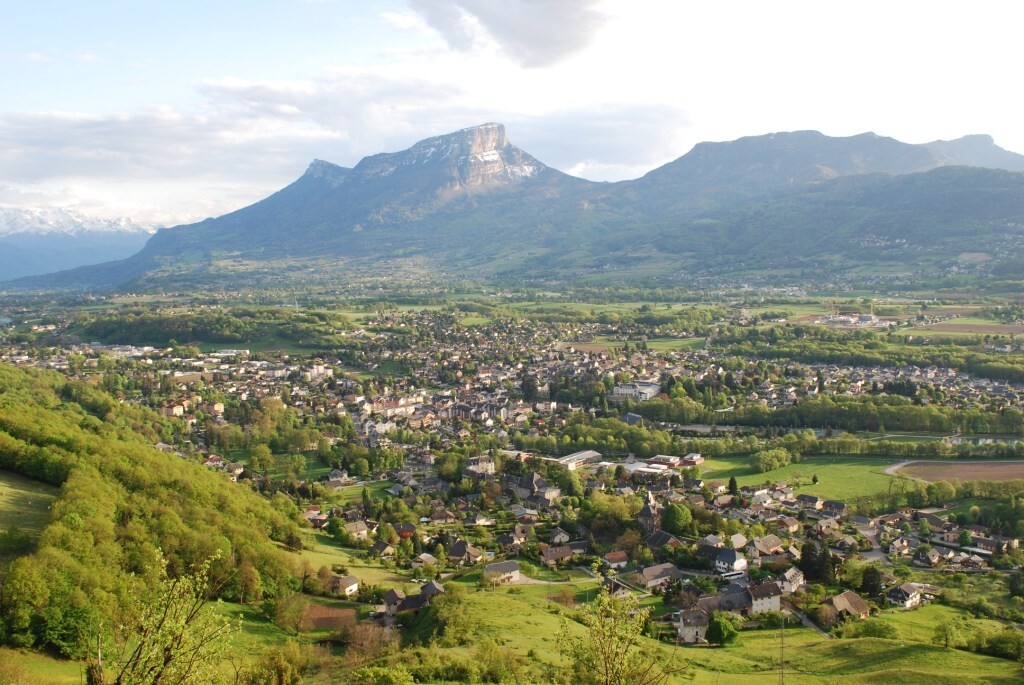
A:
[7, 124, 1024, 289]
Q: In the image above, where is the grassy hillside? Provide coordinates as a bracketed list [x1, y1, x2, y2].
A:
[378, 585, 1024, 684]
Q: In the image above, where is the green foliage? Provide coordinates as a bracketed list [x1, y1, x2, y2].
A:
[706, 612, 739, 646]
[0, 364, 299, 656]
[351, 665, 415, 685]
[105, 550, 238, 685]
[558, 591, 680, 685]
[752, 448, 794, 473]
[661, 503, 692, 536]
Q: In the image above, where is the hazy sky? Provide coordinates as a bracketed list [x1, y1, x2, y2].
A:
[2, 0, 1021, 225]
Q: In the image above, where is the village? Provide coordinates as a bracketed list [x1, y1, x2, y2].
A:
[3, 307, 1024, 651]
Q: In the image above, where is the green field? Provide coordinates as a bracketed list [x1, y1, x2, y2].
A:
[868, 603, 1006, 645]
[286, 531, 422, 594]
[699, 456, 900, 501]
[0, 470, 58, 541]
[330, 480, 395, 505]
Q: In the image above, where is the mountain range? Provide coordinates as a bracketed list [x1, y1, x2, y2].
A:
[0, 208, 154, 282]
[7, 123, 1024, 290]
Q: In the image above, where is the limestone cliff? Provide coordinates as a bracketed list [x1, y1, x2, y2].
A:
[350, 123, 544, 190]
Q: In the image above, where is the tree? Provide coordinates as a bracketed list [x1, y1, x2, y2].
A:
[558, 591, 682, 685]
[104, 550, 238, 685]
[933, 619, 965, 649]
[249, 444, 272, 473]
[662, 503, 692, 536]
[705, 612, 738, 646]
[860, 565, 883, 598]
[727, 476, 739, 497]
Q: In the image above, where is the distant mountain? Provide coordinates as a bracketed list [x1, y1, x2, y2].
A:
[0, 208, 154, 281]
[11, 125, 1024, 290]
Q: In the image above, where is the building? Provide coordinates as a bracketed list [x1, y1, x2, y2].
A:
[483, 561, 521, 584]
[886, 583, 921, 609]
[677, 609, 710, 644]
[747, 582, 782, 613]
[609, 382, 662, 403]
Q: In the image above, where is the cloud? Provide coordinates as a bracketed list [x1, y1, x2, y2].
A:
[508, 103, 692, 180]
[407, 0, 606, 67]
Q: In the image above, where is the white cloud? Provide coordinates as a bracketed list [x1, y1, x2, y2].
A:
[407, 0, 607, 67]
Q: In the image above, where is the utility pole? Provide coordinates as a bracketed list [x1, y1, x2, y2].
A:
[779, 612, 785, 685]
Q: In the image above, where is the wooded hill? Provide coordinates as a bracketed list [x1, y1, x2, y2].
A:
[0, 363, 300, 657]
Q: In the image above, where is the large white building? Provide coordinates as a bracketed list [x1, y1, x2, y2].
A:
[609, 382, 661, 403]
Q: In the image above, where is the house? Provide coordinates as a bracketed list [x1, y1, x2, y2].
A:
[886, 583, 921, 609]
[604, 550, 630, 570]
[749, 534, 784, 557]
[383, 588, 406, 616]
[822, 500, 849, 518]
[696, 584, 752, 616]
[646, 530, 683, 553]
[394, 522, 418, 540]
[602, 576, 633, 599]
[796, 494, 824, 510]
[410, 553, 438, 569]
[812, 518, 841, 540]
[483, 560, 521, 584]
[714, 548, 748, 575]
[430, 509, 458, 524]
[914, 547, 941, 567]
[370, 541, 395, 558]
[465, 513, 496, 527]
[541, 545, 575, 567]
[550, 527, 572, 545]
[638, 562, 682, 589]
[747, 582, 783, 613]
[677, 609, 710, 643]
[449, 539, 484, 566]
[344, 521, 369, 540]
[330, 575, 360, 597]
[224, 462, 245, 481]
[827, 590, 871, 620]
[780, 517, 801, 534]
[777, 567, 805, 594]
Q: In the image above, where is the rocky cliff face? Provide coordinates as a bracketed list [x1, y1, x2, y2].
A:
[350, 123, 544, 190]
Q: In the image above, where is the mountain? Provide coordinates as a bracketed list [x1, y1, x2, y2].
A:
[0, 208, 154, 281]
[10, 124, 1024, 290]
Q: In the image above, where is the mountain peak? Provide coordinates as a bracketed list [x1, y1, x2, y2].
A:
[351, 123, 544, 188]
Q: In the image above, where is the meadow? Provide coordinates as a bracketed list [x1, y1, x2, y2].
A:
[0, 469, 58, 542]
[699, 455, 900, 501]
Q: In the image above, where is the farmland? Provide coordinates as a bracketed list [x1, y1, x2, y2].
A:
[897, 460, 1024, 483]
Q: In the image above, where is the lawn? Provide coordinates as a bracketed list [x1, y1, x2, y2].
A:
[330, 480, 395, 505]
[699, 456, 900, 501]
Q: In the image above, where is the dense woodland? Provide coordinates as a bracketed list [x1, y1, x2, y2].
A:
[0, 365, 300, 658]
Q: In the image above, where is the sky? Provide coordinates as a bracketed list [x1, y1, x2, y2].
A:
[1, 0, 1022, 226]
